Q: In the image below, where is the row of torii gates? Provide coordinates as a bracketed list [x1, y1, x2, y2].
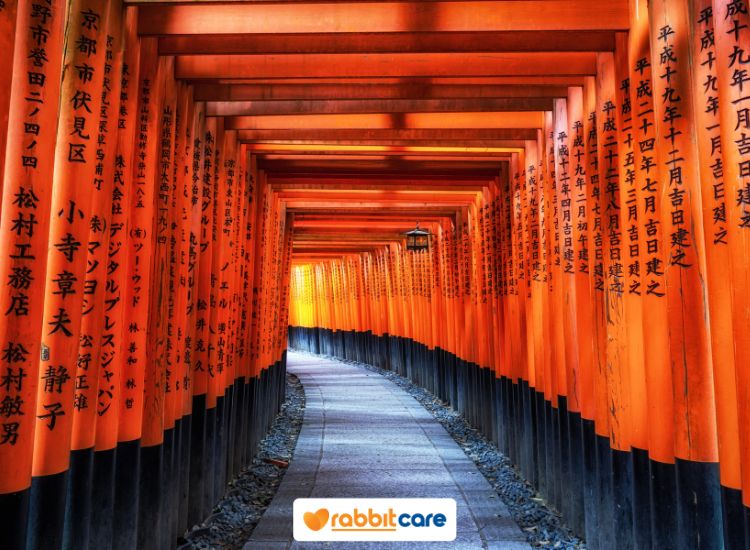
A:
[0, 1, 749, 549]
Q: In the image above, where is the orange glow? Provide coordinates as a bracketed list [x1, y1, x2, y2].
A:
[227, 112, 543, 130]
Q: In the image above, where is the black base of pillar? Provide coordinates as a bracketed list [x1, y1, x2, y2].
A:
[27, 469, 69, 550]
[649, 458, 678, 550]
[89, 447, 117, 550]
[113, 439, 140, 550]
[611, 448, 634, 550]
[581, 418, 598, 548]
[137, 443, 163, 550]
[0, 488, 29, 550]
[721, 485, 747, 550]
[161, 427, 176, 549]
[675, 458, 723, 550]
[631, 447, 652, 550]
[62, 446, 94, 550]
[204, 405, 216, 514]
[567, 411, 585, 537]
[187, 394, 207, 527]
[594, 434, 614, 550]
[178, 414, 192, 536]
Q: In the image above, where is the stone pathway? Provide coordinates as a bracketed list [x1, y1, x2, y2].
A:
[244, 352, 529, 550]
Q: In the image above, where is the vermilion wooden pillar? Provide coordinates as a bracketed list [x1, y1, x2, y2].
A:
[524, 139, 541, 406]
[227, 144, 248, 476]
[542, 110, 562, 510]
[186, 101, 208, 527]
[502, 166, 515, 387]
[567, 86, 596, 422]
[596, 50, 632, 453]
[158, 77, 188, 546]
[584, 72, 613, 550]
[649, 1, 722, 547]
[278, 211, 294, 355]
[226, 141, 243, 481]
[67, 4, 124, 549]
[134, 52, 174, 550]
[28, 2, 112, 548]
[542, 111, 557, 415]
[689, 2, 745, 547]
[0, 1, 66, 548]
[553, 99, 573, 406]
[519, 146, 535, 394]
[105, 10, 141, 550]
[615, 31, 646, 550]
[535, 122, 552, 500]
[712, 0, 750, 538]
[520, 144, 538, 483]
[193, 113, 214, 408]
[168, 82, 191, 539]
[235, 152, 253, 381]
[206, 120, 224, 465]
[212, 128, 237, 497]
[512, 151, 529, 387]
[627, 2, 677, 547]
[146, 54, 175, 445]
[615, 32, 648, 459]
[553, 97, 578, 524]
[564, 86, 589, 537]
[117, 34, 163, 550]
[220, 131, 234, 424]
[192, 114, 217, 517]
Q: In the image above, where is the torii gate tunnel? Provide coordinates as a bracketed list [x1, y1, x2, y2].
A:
[0, 0, 749, 549]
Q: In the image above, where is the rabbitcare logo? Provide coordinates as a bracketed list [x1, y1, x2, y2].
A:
[293, 498, 456, 542]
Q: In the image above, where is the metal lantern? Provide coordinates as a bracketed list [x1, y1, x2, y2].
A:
[404, 222, 431, 251]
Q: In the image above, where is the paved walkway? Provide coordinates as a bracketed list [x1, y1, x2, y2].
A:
[245, 352, 529, 549]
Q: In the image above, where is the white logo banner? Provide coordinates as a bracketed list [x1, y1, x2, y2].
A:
[293, 497, 457, 542]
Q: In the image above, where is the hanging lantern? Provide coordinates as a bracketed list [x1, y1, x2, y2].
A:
[404, 222, 431, 252]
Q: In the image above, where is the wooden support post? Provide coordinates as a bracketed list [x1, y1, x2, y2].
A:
[688, 2, 745, 547]
[649, 1, 721, 547]
[0, 1, 66, 547]
[67, 4, 124, 549]
[28, 2, 112, 547]
[711, 0, 750, 535]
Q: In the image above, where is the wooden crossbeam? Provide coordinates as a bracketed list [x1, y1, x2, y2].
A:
[175, 52, 597, 79]
[158, 30, 615, 55]
[194, 83, 571, 102]
[206, 98, 553, 116]
[135, 2, 629, 35]
[239, 129, 538, 141]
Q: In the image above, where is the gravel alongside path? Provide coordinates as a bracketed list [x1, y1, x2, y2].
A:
[180, 350, 583, 550]
[346, 354, 585, 550]
[177, 372, 306, 550]
[245, 352, 529, 550]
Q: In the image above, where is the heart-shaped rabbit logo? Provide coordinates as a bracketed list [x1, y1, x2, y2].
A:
[303, 508, 330, 531]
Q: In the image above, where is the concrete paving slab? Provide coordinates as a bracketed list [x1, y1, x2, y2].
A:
[244, 352, 529, 550]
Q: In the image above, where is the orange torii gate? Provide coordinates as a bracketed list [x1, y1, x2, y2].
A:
[1, 1, 750, 549]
